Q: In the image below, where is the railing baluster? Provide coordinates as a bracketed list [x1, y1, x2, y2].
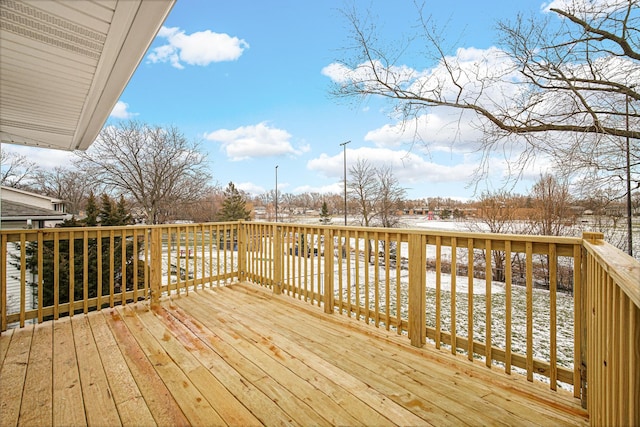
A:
[97, 229, 102, 310]
[132, 229, 138, 302]
[355, 232, 360, 319]
[549, 243, 557, 390]
[69, 231, 75, 316]
[121, 228, 126, 305]
[525, 241, 533, 382]
[37, 232, 43, 322]
[396, 232, 401, 334]
[19, 233, 26, 328]
[346, 229, 352, 318]
[485, 238, 492, 368]
[435, 235, 441, 349]
[143, 228, 149, 299]
[109, 230, 115, 307]
[373, 231, 380, 327]
[467, 237, 474, 361]
[451, 236, 457, 355]
[505, 240, 512, 375]
[384, 232, 390, 330]
[54, 233, 59, 320]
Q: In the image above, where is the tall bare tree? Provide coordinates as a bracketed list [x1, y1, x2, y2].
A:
[77, 121, 211, 224]
[348, 158, 406, 227]
[377, 164, 406, 228]
[31, 166, 94, 214]
[348, 158, 379, 227]
[527, 174, 576, 237]
[329, 0, 639, 252]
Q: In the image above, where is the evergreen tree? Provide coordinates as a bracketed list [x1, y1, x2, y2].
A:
[17, 194, 143, 316]
[99, 193, 115, 225]
[319, 201, 331, 224]
[113, 195, 132, 225]
[84, 192, 98, 226]
[216, 182, 251, 221]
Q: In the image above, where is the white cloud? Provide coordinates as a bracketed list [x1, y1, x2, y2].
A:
[2, 145, 77, 169]
[364, 110, 483, 153]
[204, 122, 308, 161]
[236, 181, 265, 195]
[307, 147, 476, 187]
[110, 101, 136, 119]
[147, 26, 249, 69]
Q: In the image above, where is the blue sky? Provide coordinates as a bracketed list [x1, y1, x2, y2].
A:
[13, 0, 570, 200]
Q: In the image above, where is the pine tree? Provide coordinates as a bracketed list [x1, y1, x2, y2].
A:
[216, 182, 251, 221]
[99, 193, 115, 225]
[18, 194, 143, 316]
[319, 201, 331, 224]
[84, 192, 98, 226]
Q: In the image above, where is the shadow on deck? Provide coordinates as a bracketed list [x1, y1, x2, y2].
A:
[1, 282, 588, 426]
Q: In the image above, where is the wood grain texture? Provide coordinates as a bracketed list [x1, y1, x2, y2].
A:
[0, 283, 589, 427]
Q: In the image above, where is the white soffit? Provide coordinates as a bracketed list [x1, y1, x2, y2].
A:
[0, 0, 175, 151]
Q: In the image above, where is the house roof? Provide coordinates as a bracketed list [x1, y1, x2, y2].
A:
[0, 0, 175, 151]
[1, 199, 67, 221]
[0, 185, 64, 204]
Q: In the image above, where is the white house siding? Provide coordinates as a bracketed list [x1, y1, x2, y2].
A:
[4, 244, 36, 321]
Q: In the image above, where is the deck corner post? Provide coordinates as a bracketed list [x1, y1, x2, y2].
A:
[150, 227, 162, 306]
[582, 231, 604, 244]
[408, 233, 426, 347]
[579, 242, 588, 409]
[323, 228, 335, 314]
[273, 225, 282, 295]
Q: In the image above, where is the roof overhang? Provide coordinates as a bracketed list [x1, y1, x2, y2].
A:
[0, 0, 175, 151]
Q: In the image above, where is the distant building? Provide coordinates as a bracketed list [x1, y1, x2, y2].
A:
[1, 186, 68, 229]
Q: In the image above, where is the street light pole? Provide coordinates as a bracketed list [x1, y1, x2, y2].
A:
[275, 165, 279, 223]
[626, 93, 633, 256]
[340, 140, 351, 225]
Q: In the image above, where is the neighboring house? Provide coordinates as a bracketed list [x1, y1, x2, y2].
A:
[1, 186, 68, 229]
[1, 186, 69, 320]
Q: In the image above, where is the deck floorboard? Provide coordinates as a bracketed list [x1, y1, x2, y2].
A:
[0, 282, 589, 427]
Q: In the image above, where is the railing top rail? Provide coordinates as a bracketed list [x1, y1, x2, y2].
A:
[582, 232, 640, 309]
[252, 221, 584, 245]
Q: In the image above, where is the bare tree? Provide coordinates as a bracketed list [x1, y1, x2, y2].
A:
[76, 121, 211, 224]
[348, 158, 406, 227]
[331, 1, 638, 163]
[469, 191, 521, 282]
[527, 174, 576, 237]
[31, 166, 94, 214]
[348, 158, 379, 227]
[377, 164, 406, 228]
[0, 149, 39, 188]
[330, 1, 639, 249]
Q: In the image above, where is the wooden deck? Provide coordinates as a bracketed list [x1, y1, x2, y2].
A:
[0, 282, 589, 427]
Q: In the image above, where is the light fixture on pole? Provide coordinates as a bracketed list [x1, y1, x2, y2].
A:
[340, 140, 351, 225]
[275, 165, 279, 223]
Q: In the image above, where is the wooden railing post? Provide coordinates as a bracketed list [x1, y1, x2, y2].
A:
[273, 225, 282, 295]
[323, 229, 334, 314]
[408, 233, 426, 347]
[150, 227, 162, 306]
[236, 220, 246, 283]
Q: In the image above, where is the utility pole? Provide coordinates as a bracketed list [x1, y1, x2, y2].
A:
[340, 141, 350, 225]
[626, 92, 633, 256]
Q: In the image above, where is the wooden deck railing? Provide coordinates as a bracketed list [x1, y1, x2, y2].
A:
[2, 221, 638, 426]
[582, 232, 639, 425]
[0, 223, 240, 329]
